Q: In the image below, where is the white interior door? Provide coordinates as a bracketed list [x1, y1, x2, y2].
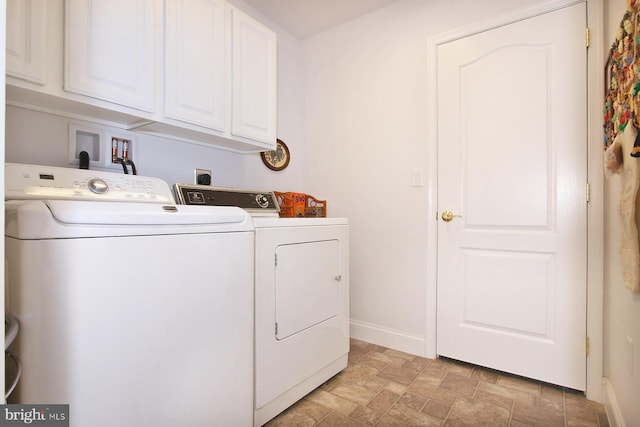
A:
[436, 3, 587, 390]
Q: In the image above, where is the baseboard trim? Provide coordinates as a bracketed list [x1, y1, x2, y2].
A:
[350, 320, 425, 357]
[603, 377, 626, 427]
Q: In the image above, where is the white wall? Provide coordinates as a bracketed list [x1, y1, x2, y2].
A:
[603, 1, 640, 425]
[6, 105, 242, 185]
[301, 0, 554, 352]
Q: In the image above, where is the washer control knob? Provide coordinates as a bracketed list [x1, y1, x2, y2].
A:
[255, 194, 270, 208]
[88, 178, 109, 194]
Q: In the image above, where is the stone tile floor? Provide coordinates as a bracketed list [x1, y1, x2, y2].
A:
[265, 339, 609, 427]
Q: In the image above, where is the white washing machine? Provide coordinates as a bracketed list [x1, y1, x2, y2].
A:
[5, 164, 255, 427]
[174, 185, 350, 426]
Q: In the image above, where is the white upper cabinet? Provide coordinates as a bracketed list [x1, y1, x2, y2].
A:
[165, 0, 226, 131]
[64, 0, 158, 113]
[159, 2, 277, 149]
[231, 8, 277, 145]
[6, 0, 47, 85]
[6, 0, 276, 152]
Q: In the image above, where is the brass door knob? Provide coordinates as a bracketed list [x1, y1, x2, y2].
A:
[441, 210, 462, 222]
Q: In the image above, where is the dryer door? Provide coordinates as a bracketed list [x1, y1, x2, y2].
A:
[275, 240, 341, 340]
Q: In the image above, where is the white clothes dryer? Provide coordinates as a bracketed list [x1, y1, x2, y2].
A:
[174, 185, 350, 426]
[6, 164, 255, 427]
[252, 216, 349, 426]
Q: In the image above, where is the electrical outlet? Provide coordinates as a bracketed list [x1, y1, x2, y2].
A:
[195, 168, 212, 185]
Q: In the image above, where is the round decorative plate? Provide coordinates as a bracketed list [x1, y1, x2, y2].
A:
[261, 139, 290, 171]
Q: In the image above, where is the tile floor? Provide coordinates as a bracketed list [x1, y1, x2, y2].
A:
[265, 339, 609, 427]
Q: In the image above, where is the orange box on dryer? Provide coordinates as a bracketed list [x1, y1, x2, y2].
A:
[274, 192, 306, 217]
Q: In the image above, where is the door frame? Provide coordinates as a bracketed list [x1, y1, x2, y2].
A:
[425, 0, 604, 401]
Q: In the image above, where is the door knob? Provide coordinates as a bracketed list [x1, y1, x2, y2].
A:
[441, 210, 462, 222]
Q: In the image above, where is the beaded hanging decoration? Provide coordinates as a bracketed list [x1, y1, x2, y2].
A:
[604, 1, 640, 157]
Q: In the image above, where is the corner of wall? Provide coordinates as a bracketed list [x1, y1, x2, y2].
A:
[350, 320, 425, 357]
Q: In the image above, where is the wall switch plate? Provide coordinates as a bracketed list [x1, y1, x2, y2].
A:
[411, 168, 424, 187]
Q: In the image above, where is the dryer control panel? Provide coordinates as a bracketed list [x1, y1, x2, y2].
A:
[5, 163, 174, 203]
[174, 184, 280, 214]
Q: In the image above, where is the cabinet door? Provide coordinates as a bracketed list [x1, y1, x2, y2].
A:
[165, 0, 226, 131]
[275, 240, 341, 340]
[231, 8, 277, 144]
[6, 0, 47, 84]
[64, 0, 157, 113]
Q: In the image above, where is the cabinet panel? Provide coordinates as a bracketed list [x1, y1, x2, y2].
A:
[64, 0, 157, 112]
[165, 0, 226, 131]
[275, 240, 341, 340]
[231, 9, 277, 144]
[7, 0, 47, 84]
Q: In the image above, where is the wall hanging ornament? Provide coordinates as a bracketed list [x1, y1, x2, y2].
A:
[604, 0, 640, 294]
[261, 139, 290, 171]
[604, 0, 640, 157]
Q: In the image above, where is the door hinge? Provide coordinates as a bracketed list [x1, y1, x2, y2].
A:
[586, 182, 591, 203]
[275, 322, 278, 335]
[586, 336, 590, 356]
[274, 253, 278, 266]
[585, 27, 590, 48]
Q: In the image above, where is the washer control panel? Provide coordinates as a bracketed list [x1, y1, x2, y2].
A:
[5, 163, 175, 203]
[174, 184, 279, 213]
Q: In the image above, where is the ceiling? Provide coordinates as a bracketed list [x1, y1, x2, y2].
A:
[242, 0, 400, 38]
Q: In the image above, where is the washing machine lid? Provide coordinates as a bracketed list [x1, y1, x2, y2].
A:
[5, 200, 254, 239]
[45, 200, 251, 225]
